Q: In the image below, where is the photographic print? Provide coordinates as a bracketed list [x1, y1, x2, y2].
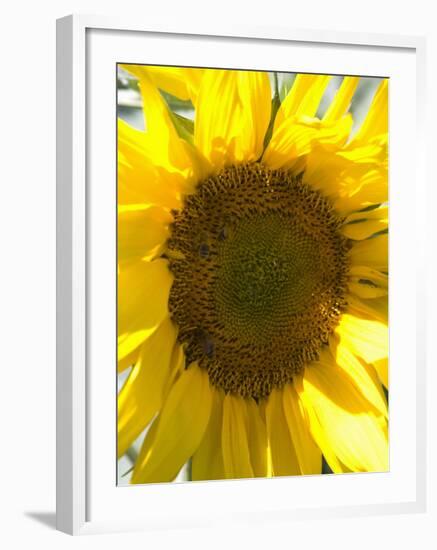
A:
[117, 66, 388, 485]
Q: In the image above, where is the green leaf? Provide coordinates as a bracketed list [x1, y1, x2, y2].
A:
[170, 111, 194, 144]
[160, 90, 193, 110]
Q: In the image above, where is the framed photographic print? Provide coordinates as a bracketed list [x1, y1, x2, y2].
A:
[56, 15, 427, 535]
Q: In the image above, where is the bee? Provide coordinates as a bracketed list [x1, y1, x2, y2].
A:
[198, 330, 215, 359]
[198, 231, 211, 259]
[198, 242, 210, 258]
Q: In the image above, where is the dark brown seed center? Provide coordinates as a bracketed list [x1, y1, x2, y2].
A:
[166, 163, 349, 399]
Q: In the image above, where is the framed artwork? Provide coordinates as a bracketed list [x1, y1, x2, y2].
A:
[56, 15, 427, 535]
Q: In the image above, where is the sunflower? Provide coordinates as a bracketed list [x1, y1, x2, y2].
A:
[117, 66, 389, 483]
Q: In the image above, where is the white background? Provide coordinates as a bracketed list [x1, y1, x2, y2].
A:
[0, 0, 435, 548]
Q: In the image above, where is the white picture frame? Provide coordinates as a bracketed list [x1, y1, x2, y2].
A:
[56, 14, 427, 536]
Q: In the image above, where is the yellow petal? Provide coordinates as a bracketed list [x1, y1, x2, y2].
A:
[374, 358, 389, 388]
[162, 340, 186, 397]
[349, 234, 388, 271]
[121, 74, 207, 195]
[264, 115, 352, 170]
[329, 338, 388, 418]
[347, 294, 389, 325]
[245, 398, 270, 477]
[293, 374, 344, 473]
[117, 318, 177, 457]
[334, 168, 388, 214]
[118, 204, 172, 265]
[222, 394, 254, 479]
[342, 206, 388, 240]
[118, 347, 139, 373]
[192, 389, 225, 481]
[135, 75, 201, 192]
[122, 64, 203, 103]
[118, 259, 173, 362]
[353, 80, 388, 144]
[194, 69, 271, 169]
[302, 143, 351, 198]
[300, 356, 388, 472]
[140, 88, 210, 182]
[131, 363, 212, 484]
[345, 205, 388, 224]
[323, 77, 360, 122]
[303, 142, 387, 213]
[339, 141, 387, 163]
[118, 119, 182, 209]
[274, 74, 331, 130]
[348, 282, 388, 299]
[265, 388, 300, 476]
[348, 265, 388, 299]
[282, 384, 322, 475]
[335, 313, 388, 364]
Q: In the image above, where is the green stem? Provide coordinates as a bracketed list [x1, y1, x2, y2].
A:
[273, 72, 280, 99]
[262, 73, 281, 153]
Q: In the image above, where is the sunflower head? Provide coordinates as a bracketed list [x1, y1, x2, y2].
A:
[117, 66, 389, 484]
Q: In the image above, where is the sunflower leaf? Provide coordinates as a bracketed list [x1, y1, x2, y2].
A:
[169, 110, 194, 144]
